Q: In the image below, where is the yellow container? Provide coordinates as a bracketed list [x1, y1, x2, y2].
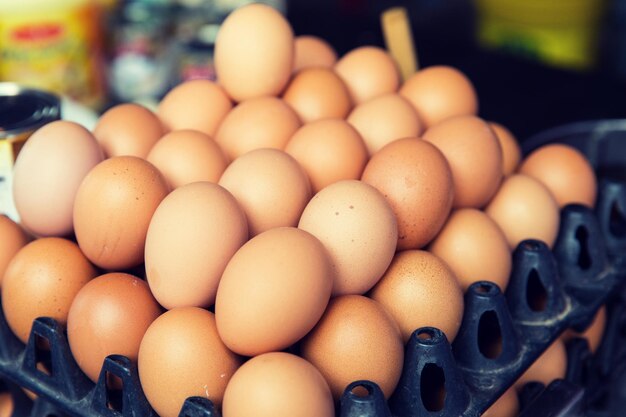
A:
[475, 0, 606, 70]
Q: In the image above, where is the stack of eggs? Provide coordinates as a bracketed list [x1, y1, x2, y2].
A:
[0, 4, 606, 417]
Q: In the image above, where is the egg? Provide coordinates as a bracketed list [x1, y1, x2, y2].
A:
[519, 143, 597, 207]
[482, 387, 519, 417]
[214, 97, 301, 160]
[298, 180, 397, 296]
[73, 156, 169, 270]
[215, 227, 332, 356]
[285, 119, 368, 193]
[361, 137, 454, 250]
[282, 67, 352, 123]
[219, 149, 311, 237]
[561, 306, 606, 353]
[0, 392, 12, 417]
[490, 122, 521, 177]
[146, 130, 229, 188]
[347, 93, 423, 155]
[429, 209, 512, 291]
[399, 65, 478, 128]
[369, 250, 464, 343]
[157, 79, 233, 136]
[334, 46, 400, 104]
[485, 174, 560, 249]
[67, 272, 162, 383]
[93, 103, 165, 158]
[145, 182, 248, 309]
[423, 115, 503, 208]
[2, 238, 96, 343]
[0, 215, 29, 286]
[300, 295, 404, 400]
[138, 307, 242, 417]
[12, 120, 103, 237]
[214, 3, 294, 101]
[515, 338, 567, 390]
[294, 35, 337, 71]
[222, 352, 334, 417]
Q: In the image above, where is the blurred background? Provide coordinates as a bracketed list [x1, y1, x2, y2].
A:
[1, 0, 626, 141]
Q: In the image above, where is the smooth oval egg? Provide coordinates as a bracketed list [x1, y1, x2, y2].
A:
[214, 97, 301, 160]
[423, 115, 503, 208]
[222, 352, 334, 417]
[369, 250, 464, 343]
[347, 93, 423, 155]
[399, 65, 478, 128]
[482, 387, 519, 417]
[334, 46, 400, 104]
[490, 122, 521, 177]
[138, 307, 242, 417]
[293, 35, 337, 72]
[2, 237, 96, 343]
[93, 103, 164, 158]
[361, 137, 454, 250]
[73, 156, 170, 270]
[214, 3, 294, 101]
[300, 295, 404, 400]
[146, 129, 228, 188]
[0, 215, 29, 286]
[67, 272, 162, 383]
[429, 208, 512, 291]
[282, 67, 352, 123]
[285, 119, 368, 193]
[215, 227, 333, 356]
[12, 120, 103, 237]
[145, 182, 248, 309]
[298, 180, 397, 296]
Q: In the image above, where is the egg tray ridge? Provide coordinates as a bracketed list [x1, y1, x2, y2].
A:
[0, 121, 624, 417]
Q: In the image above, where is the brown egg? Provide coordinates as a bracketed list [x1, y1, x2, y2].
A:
[73, 156, 169, 270]
[283, 67, 352, 123]
[0, 215, 29, 286]
[214, 97, 301, 160]
[399, 65, 478, 128]
[515, 338, 567, 390]
[222, 352, 334, 417]
[12, 120, 103, 237]
[145, 182, 248, 309]
[2, 238, 96, 343]
[334, 46, 400, 104]
[423, 116, 503, 208]
[138, 307, 242, 417]
[361, 137, 454, 250]
[294, 35, 337, 72]
[93, 103, 165, 158]
[482, 387, 519, 417]
[285, 119, 368, 193]
[0, 392, 13, 417]
[519, 143, 597, 207]
[301, 295, 404, 400]
[562, 306, 606, 353]
[215, 3, 294, 101]
[369, 250, 464, 343]
[485, 174, 560, 249]
[215, 227, 332, 356]
[299, 180, 397, 296]
[429, 209, 512, 291]
[157, 79, 232, 136]
[347, 93, 423, 155]
[490, 122, 521, 176]
[146, 130, 228, 188]
[67, 272, 162, 383]
[219, 149, 311, 237]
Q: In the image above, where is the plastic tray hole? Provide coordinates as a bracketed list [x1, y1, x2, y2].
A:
[478, 311, 502, 359]
[575, 226, 592, 270]
[609, 200, 626, 238]
[417, 329, 435, 340]
[34, 334, 52, 376]
[526, 268, 548, 312]
[476, 283, 494, 294]
[105, 372, 124, 412]
[350, 384, 372, 398]
[420, 363, 446, 412]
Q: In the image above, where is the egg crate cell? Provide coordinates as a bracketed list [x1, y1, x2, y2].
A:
[0, 121, 624, 417]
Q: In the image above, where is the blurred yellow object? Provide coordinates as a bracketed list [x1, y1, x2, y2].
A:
[381, 7, 418, 82]
[0, 0, 107, 109]
[475, 0, 606, 70]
